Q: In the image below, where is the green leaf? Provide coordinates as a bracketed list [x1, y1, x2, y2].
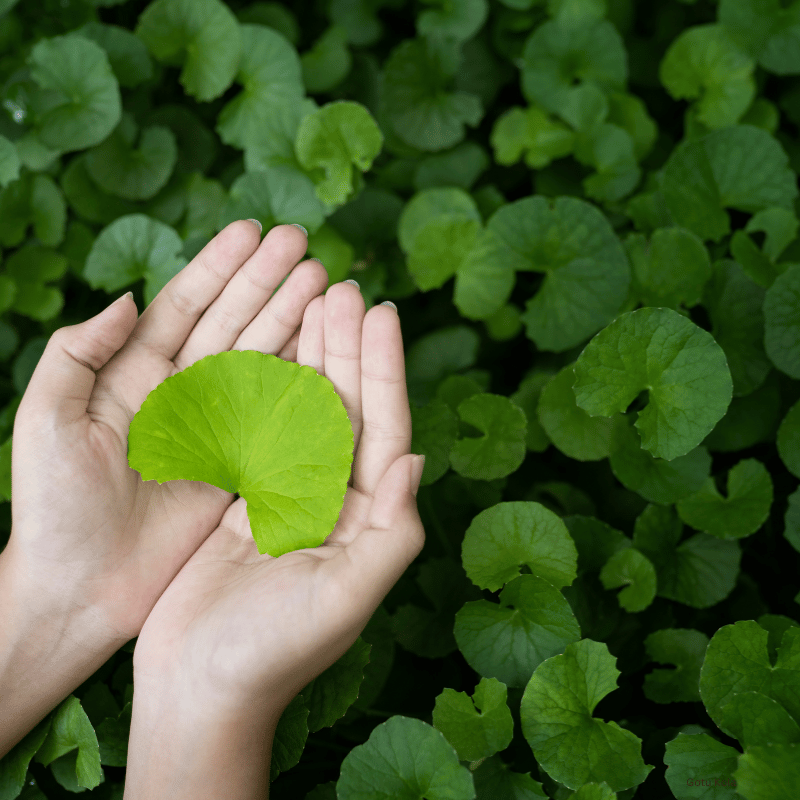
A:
[574, 122, 640, 204]
[27, 34, 121, 152]
[295, 100, 383, 207]
[537, 364, 617, 461]
[563, 515, 629, 575]
[127, 351, 354, 556]
[520, 17, 627, 119]
[661, 125, 798, 242]
[510, 367, 558, 453]
[520, 638, 653, 792]
[0, 717, 51, 800]
[660, 24, 756, 129]
[34, 696, 102, 789]
[414, 141, 490, 191]
[733, 743, 800, 800]
[573, 307, 733, 461]
[461, 500, 578, 592]
[703, 258, 771, 396]
[76, 21, 154, 88]
[633, 503, 741, 608]
[454, 574, 581, 688]
[717, 691, 800, 747]
[471, 754, 548, 798]
[572, 785, 617, 800]
[675, 458, 773, 539]
[643, 628, 709, 703]
[764, 262, 800, 378]
[784, 486, 800, 553]
[381, 38, 483, 152]
[490, 106, 575, 170]
[777, 397, 800, 478]
[0, 135, 20, 188]
[699, 620, 800, 729]
[135, 0, 242, 102]
[85, 112, 177, 201]
[270, 694, 309, 781]
[83, 213, 187, 306]
[301, 637, 371, 733]
[59, 153, 139, 226]
[336, 716, 475, 799]
[417, 0, 488, 43]
[301, 24, 351, 93]
[624, 227, 712, 309]
[216, 23, 304, 152]
[5, 244, 68, 322]
[432, 677, 514, 762]
[409, 399, 459, 486]
[398, 187, 483, 292]
[449, 393, 527, 480]
[663, 732, 739, 800]
[456, 196, 630, 352]
[599, 547, 656, 613]
[719, 0, 800, 75]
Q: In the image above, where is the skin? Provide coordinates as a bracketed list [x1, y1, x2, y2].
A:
[0, 221, 425, 792]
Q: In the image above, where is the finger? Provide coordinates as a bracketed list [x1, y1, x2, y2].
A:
[329, 454, 425, 618]
[351, 305, 411, 498]
[173, 224, 310, 370]
[323, 282, 365, 471]
[296, 295, 325, 375]
[129, 219, 262, 363]
[276, 326, 300, 363]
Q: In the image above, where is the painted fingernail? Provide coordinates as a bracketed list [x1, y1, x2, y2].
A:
[290, 223, 308, 236]
[381, 300, 398, 312]
[344, 279, 360, 288]
[246, 218, 262, 234]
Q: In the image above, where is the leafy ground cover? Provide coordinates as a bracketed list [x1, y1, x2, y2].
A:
[1, 0, 800, 797]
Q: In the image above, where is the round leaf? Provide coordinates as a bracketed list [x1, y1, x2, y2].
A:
[461, 501, 578, 592]
[764, 262, 800, 378]
[128, 351, 353, 557]
[574, 307, 733, 461]
[599, 547, 657, 613]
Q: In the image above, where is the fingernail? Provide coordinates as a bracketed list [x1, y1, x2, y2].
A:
[380, 300, 397, 313]
[344, 279, 360, 288]
[410, 454, 426, 497]
[310, 257, 324, 264]
[113, 291, 133, 305]
[246, 218, 262, 234]
[290, 223, 308, 236]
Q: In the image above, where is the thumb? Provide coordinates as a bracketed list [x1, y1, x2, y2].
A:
[22, 292, 137, 427]
[337, 453, 426, 609]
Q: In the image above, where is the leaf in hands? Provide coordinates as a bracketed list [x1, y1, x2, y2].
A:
[336, 716, 475, 799]
[127, 350, 354, 557]
[33, 695, 102, 790]
[300, 637, 371, 733]
[431, 677, 514, 762]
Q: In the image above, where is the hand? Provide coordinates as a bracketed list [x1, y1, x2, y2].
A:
[7, 221, 329, 644]
[129, 280, 426, 715]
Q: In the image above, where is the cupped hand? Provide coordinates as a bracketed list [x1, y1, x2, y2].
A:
[129, 278, 425, 714]
[8, 221, 330, 644]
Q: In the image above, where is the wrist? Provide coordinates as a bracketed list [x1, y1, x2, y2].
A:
[125, 670, 283, 799]
[0, 541, 125, 758]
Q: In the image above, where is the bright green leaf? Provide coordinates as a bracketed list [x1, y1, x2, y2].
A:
[599, 547, 656, 612]
[127, 351, 354, 556]
[717, 691, 800, 747]
[733, 743, 800, 800]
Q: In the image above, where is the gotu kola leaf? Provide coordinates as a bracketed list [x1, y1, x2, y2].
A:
[127, 350, 354, 557]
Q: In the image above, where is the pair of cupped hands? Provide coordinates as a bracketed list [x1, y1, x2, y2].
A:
[7, 221, 425, 726]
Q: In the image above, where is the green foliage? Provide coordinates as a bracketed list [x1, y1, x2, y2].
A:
[1, 0, 800, 796]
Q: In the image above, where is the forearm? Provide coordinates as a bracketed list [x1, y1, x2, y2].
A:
[124, 671, 281, 799]
[0, 541, 125, 757]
